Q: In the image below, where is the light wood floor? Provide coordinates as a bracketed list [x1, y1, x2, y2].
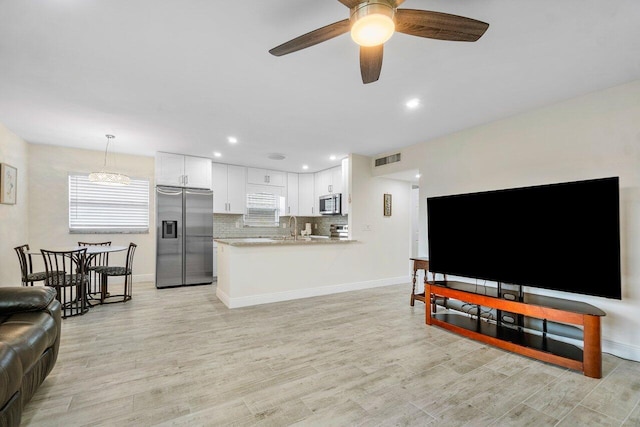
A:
[23, 282, 640, 426]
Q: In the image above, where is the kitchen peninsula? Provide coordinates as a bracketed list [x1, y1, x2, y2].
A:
[215, 237, 371, 308]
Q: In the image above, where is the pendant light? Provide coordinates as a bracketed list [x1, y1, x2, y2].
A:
[88, 134, 130, 186]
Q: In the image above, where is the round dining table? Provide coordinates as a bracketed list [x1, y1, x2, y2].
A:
[28, 245, 129, 309]
[29, 245, 128, 255]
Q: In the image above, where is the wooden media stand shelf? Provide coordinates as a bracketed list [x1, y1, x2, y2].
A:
[426, 280, 606, 378]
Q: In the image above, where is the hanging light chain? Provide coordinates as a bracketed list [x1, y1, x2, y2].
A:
[103, 134, 115, 168]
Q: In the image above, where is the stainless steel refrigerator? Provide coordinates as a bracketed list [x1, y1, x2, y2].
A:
[156, 186, 213, 288]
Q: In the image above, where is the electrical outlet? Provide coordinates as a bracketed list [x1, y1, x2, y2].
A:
[235, 221, 240, 228]
[362, 224, 372, 232]
[314, 223, 318, 229]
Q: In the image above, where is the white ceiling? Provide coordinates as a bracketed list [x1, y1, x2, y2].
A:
[1, 0, 639, 173]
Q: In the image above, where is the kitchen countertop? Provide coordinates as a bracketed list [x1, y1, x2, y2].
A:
[215, 237, 356, 246]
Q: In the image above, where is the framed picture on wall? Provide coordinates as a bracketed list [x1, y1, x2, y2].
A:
[0, 163, 17, 205]
[383, 193, 392, 216]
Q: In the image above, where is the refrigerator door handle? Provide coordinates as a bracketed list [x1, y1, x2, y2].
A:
[157, 187, 183, 196]
[185, 189, 213, 196]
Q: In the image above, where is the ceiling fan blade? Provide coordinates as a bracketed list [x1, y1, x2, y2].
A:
[360, 44, 383, 84]
[395, 9, 489, 42]
[269, 19, 351, 56]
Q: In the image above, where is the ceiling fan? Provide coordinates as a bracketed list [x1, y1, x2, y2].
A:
[269, 0, 489, 84]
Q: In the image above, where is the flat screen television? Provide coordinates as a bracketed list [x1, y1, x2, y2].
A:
[427, 177, 621, 299]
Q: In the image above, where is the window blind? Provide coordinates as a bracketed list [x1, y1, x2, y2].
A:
[244, 192, 280, 227]
[69, 174, 149, 233]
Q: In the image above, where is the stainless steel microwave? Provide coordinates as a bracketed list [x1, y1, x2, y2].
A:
[319, 193, 342, 215]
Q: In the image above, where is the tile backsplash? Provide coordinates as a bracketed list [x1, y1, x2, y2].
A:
[213, 214, 347, 239]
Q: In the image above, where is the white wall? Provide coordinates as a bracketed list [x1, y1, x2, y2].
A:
[0, 124, 29, 287]
[349, 154, 413, 282]
[28, 144, 155, 281]
[373, 80, 640, 360]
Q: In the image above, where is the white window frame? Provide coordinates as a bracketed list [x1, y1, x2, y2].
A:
[244, 192, 283, 227]
[68, 173, 150, 234]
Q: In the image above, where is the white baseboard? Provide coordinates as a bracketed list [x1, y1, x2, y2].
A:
[217, 275, 410, 309]
[107, 273, 154, 285]
[216, 287, 231, 307]
[134, 274, 154, 283]
[603, 338, 640, 362]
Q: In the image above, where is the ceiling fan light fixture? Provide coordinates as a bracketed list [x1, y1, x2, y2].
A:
[350, 2, 395, 47]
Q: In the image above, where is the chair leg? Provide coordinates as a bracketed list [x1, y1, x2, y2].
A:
[100, 273, 107, 304]
[124, 277, 130, 302]
[98, 274, 132, 304]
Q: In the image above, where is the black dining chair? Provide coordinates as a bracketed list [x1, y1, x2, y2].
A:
[41, 248, 90, 318]
[78, 241, 111, 303]
[95, 243, 137, 304]
[14, 244, 48, 286]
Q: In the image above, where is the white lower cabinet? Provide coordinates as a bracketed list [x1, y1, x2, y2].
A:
[213, 242, 218, 280]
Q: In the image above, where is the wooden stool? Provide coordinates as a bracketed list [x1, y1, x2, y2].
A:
[410, 257, 430, 306]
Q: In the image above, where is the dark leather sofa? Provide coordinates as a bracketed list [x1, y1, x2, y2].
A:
[0, 287, 61, 427]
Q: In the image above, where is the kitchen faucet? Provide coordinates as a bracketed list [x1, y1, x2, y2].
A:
[288, 215, 298, 240]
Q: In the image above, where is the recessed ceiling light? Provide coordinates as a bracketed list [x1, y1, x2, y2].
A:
[329, 155, 337, 161]
[268, 153, 286, 160]
[415, 173, 421, 178]
[405, 98, 421, 110]
[227, 136, 238, 144]
[213, 152, 222, 158]
[302, 164, 309, 170]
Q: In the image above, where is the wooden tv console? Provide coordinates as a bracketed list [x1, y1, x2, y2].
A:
[426, 280, 606, 378]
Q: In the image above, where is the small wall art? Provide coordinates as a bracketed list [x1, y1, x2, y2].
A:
[383, 193, 392, 216]
[0, 163, 17, 205]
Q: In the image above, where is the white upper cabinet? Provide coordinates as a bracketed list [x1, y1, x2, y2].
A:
[212, 163, 228, 213]
[341, 158, 349, 215]
[314, 166, 342, 197]
[247, 168, 285, 187]
[226, 165, 246, 214]
[246, 184, 285, 196]
[298, 173, 316, 216]
[156, 152, 185, 187]
[314, 169, 331, 198]
[212, 163, 246, 214]
[286, 173, 299, 216]
[331, 166, 343, 195]
[209, 162, 345, 217]
[184, 156, 212, 189]
[156, 152, 212, 189]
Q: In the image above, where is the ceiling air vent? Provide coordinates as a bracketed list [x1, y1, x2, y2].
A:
[375, 153, 401, 167]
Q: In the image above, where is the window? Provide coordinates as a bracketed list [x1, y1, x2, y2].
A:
[69, 174, 149, 233]
[244, 192, 283, 227]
